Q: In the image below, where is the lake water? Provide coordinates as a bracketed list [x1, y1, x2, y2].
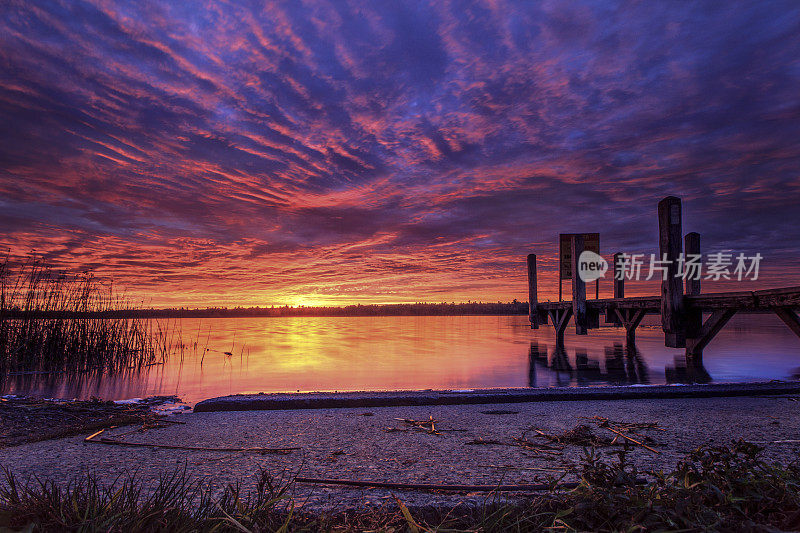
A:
[2, 314, 799, 405]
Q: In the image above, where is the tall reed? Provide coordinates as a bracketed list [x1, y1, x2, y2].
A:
[0, 255, 179, 373]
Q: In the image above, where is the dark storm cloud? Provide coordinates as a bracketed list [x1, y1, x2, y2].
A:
[0, 0, 799, 305]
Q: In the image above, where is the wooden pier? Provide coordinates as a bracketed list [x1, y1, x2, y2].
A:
[527, 196, 800, 360]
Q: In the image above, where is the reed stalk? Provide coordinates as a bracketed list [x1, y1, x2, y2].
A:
[0, 255, 180, 374]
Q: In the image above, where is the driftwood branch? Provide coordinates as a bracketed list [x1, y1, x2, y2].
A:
[601, 426, 660, 454]
[295, 476, 647, 492]
[295, 477, 575, 492]
[84, 429, 299, 454]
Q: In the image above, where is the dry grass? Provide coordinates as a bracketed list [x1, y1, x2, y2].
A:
[2, 441, 798, 531]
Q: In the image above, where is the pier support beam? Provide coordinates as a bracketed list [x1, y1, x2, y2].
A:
[686, 309, 736, 356]
[571, 234, 587, 335]
[658, 196, 686, 348]
[774, 307, 800, 339]
[613, 308, 646, 346]
[549, 308, 573, 347]
[526, 254, 539, 329]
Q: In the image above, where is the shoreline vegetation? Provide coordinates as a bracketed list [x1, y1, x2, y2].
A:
[1, 441, 799, 531]
[0, 256, 184, 374]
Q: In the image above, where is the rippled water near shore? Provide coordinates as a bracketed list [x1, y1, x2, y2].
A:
[2, 314, 798, 405]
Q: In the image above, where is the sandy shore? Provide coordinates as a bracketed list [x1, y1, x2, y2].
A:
[2, 392, 799, 512]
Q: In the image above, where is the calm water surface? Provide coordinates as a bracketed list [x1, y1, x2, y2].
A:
[2, 314, 799, 404]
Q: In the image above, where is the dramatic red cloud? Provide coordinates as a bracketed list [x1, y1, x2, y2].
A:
[1, 1, 799, 306]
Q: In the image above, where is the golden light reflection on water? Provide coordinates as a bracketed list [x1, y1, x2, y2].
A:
[2, 314, 799, 404]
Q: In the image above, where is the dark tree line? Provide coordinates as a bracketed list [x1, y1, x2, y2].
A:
[9, 300, 529, 319]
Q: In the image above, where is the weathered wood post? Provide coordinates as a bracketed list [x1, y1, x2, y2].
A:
[684, 233, 701, 296]
[658, 196, 685, 348]
[527, 254, 539, 329]
[684, 232, 703, 357]
[605, 252, 625, 326]
[613, 252, 625, 299]
[571, 234, 587, 334]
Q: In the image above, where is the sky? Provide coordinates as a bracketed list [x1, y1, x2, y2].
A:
[1, 0, 799, 307]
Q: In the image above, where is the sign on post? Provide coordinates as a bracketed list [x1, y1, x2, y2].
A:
[559, 233, 600, 279]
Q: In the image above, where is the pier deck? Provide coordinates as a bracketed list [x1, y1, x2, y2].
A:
[526, 197, 800, 357]
[537, 285, 800, 314]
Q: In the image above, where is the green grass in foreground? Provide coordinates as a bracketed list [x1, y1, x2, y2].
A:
[1, 440, 799, 532]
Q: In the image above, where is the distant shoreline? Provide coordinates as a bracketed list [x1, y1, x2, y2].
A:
[2, 301, 529, 319]
[5, 303, 782, 320]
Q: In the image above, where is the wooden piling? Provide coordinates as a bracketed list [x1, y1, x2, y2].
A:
[527, 254, 539, 329]
[684, 232, 702, 356]
[684, 233, 701, 296]
[571, 234, 587, 335]
[587, 308, 600, 329]
[658, 196, 685, 348]
[526, 196, 800, 355]
[613, 252, 624, 299]
[607, 252, 624, 326]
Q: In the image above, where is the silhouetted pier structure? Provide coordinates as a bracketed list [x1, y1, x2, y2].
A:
[526, 196, 800, 361]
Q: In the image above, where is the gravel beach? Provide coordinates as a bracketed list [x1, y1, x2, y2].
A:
[2, 393, 799, 512]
